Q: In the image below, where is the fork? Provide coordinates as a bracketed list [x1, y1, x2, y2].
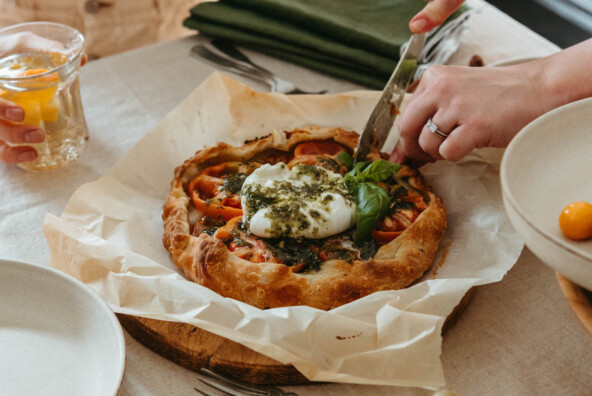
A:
[408, 8, 474, 79]
[190, 43, 326, 95]
[194, 368, 298, 396]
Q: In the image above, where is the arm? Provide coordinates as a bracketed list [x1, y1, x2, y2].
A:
[390, 38, 592, 163]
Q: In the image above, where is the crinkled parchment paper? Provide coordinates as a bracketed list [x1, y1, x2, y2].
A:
[43, 73, 523, 388]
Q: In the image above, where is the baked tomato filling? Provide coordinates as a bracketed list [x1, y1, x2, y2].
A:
[187, 139, 428, 272]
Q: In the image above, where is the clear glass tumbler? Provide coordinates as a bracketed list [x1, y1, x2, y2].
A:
[0, 22, 89, 171]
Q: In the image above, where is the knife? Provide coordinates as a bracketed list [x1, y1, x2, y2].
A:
[354, 33, 426, 163]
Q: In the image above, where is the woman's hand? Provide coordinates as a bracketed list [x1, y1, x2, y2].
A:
[0, 98, 44, 163]
[409, 0, 465, 34]
[390, 62, 551, 163]
[390, 39, 592, 164]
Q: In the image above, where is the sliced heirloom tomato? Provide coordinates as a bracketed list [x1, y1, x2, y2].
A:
[371, 230, 404, 244]
[188, 176, 243, 222]
[371, 193, 427, 244]
[289, 140, 351, 170]
[213, 216, 242, 240]
[187, 162, 249, 222]
[229, 246, 265, 263]
[213, 218, 272, 264]
[293, 140, 345, 156]
[405, 193, 428, 211]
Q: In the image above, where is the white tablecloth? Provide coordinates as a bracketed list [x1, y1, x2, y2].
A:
[1, 2, 590, 395]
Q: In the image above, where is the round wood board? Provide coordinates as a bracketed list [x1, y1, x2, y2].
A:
[117, 287, 475, 385]
[556, 273, 592, 338]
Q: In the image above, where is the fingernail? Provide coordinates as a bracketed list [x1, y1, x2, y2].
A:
[5, 107, 24, 122]
[409, 18, 428, 33]
[18, 150, 37, 163]
[390, 150, 403, 164]
[25, 129, 45, 143]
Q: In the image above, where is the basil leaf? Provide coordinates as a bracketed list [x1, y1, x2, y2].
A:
[342, 159, 401, 242]
[353, 161, 369, 173]
[345, 160, 369, 178]
[336, 151, 353, 169]
[355, 182, 390, 242]
[343, 174, 359, 195]
[360, 160, 401, 182]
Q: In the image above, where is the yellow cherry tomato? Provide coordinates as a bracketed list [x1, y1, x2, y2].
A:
[559, 201, 592, 240]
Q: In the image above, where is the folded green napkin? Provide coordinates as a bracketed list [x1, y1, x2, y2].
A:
[184, 0, 462, 88]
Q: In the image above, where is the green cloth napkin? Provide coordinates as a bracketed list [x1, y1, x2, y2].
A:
[184, 0, 456, 88]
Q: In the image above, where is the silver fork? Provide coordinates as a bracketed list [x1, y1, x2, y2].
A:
[190, 43, 326, 95]
[194, 368, 298, 396]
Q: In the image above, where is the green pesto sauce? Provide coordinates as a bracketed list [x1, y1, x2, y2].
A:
[232, 237, 252, 248]
[222, 173, 247, 194]
[387, 182, 426, 213]
[264, 239, 322, 271]
[241, 164, 354, 238]
[262, 230, 376, 272]
[354, 236, 377, 260]
[316, 156, 342, 173]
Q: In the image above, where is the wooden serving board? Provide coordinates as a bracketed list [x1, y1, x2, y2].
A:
[117, 287, 475, 385]
[556, 273, 592, 338]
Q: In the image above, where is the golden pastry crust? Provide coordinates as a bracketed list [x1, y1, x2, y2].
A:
[163, 126, 446, 310]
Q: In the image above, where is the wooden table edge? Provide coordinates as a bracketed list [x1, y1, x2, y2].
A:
[555, 272, 592, 338]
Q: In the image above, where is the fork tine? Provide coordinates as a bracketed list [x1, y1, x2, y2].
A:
[191, 45, 276, 90]
[206, 41, 326, 95]
[200, 368, 266, 394]
[198, 377, 257, 396]
[211, 39, 274, 77]
[191, 43, 326, 95]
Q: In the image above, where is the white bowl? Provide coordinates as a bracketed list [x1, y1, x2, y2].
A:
[501, 97, 592, 290]
[0, 259, 126, 395]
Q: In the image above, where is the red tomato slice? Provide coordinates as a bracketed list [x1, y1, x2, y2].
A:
[371, 230, 403, 244]
[294, 140, 344, 156]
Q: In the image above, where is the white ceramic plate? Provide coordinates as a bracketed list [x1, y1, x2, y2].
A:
[501, 97, 592, 290]
[0, 259, 125, 395]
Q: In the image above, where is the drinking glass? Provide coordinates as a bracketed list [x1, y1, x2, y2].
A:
[0, 22, 89, 171]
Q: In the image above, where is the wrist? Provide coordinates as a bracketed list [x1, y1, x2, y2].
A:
[510, 58, 557, 121]
[537, 56, 574, 111]
[533, 39, 592, 112]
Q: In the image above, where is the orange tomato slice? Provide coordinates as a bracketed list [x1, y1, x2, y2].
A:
[371, 230, 403, 244]
[188, 164, 244, 222]
[213, 216, 242, 240]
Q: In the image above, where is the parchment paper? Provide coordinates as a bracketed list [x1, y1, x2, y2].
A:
[43, 73, 523, 388]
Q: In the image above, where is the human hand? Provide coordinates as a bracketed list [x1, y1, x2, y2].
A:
[409, 0, 465, 34]
[390, 62, 552, 163]
[0, 98, 44, 163]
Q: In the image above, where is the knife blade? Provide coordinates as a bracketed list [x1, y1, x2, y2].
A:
[354, 33, 426, 163]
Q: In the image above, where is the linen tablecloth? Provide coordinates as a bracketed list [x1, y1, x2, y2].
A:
[1, 1, 590, 395]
